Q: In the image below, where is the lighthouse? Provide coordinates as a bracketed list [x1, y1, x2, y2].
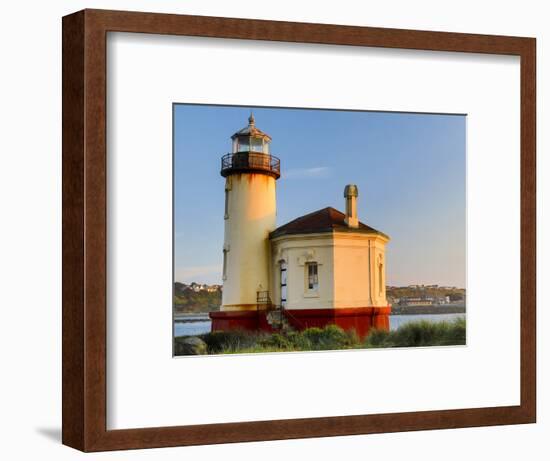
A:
[210, 114, 390, 338]
[219, 114, 280, 311]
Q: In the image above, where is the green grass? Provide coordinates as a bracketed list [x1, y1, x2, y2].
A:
[197, 325, 358, 354]
[364, 317, 466, 348]
[174, 318, 466, 355]
[200, 330, 267, 354]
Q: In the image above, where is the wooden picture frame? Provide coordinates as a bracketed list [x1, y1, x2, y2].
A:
[62, 8, 536, 452]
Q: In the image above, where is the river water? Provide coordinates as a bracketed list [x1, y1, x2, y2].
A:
[174, 312, 465, 338]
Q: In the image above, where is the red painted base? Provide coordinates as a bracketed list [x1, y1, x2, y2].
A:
[209, 306, 391, 339]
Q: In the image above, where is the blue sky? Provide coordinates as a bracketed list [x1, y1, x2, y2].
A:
[174, 104, 466, 288]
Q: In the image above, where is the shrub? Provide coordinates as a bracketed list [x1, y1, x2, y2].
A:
[364, 328, 393, 347]
[198, 324, 360, 354]
[197, 318, 466, 354]
[259, 333, 293, 350]
[300, 324, 356, 350]
[200, 330, 264, 354]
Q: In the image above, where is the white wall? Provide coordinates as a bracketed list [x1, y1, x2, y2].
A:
[333, 234, 389, 308]
[272, 232, 389, 309]
[222, 173, 277, 310]
[272, 234, 336, 309]
[0, 0, 547, 460]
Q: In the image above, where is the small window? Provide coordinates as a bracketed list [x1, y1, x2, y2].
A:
[222, 249, 228, 280]
[224, 189, 229, 219]
[306, 262, 319, 291]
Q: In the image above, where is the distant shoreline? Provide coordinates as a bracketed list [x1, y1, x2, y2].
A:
[390, 304, 466, 315]
[174, 305, 466, 319]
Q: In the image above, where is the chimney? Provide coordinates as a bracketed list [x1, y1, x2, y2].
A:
[344, 184, 359, 228]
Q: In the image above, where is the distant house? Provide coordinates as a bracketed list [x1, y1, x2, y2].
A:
[399, 296, 435, 306]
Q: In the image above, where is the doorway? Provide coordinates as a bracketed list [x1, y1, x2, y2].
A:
[280, 261, 287, 308]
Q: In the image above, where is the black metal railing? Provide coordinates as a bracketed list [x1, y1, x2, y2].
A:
[256, 290, 272, 306]
[221, 152, 280, 178]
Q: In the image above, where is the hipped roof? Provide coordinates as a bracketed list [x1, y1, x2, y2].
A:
[270, 207, 389, 240]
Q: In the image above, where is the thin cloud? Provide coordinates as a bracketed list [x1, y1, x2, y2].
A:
[283, 166, 330, 179]
[175, 264, 222, 284]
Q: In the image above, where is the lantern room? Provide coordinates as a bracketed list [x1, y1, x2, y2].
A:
[231, 113, 272, 154]
[221, 113, 280, 179]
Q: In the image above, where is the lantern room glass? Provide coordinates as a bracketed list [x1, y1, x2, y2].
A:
[233, 136, 270, 154]
[236, 137, 249, 152]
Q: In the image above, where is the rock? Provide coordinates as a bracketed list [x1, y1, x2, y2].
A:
[175, 336, 207, 355]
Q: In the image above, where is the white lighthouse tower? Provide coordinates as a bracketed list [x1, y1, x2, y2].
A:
[219, 114, 280, 311]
